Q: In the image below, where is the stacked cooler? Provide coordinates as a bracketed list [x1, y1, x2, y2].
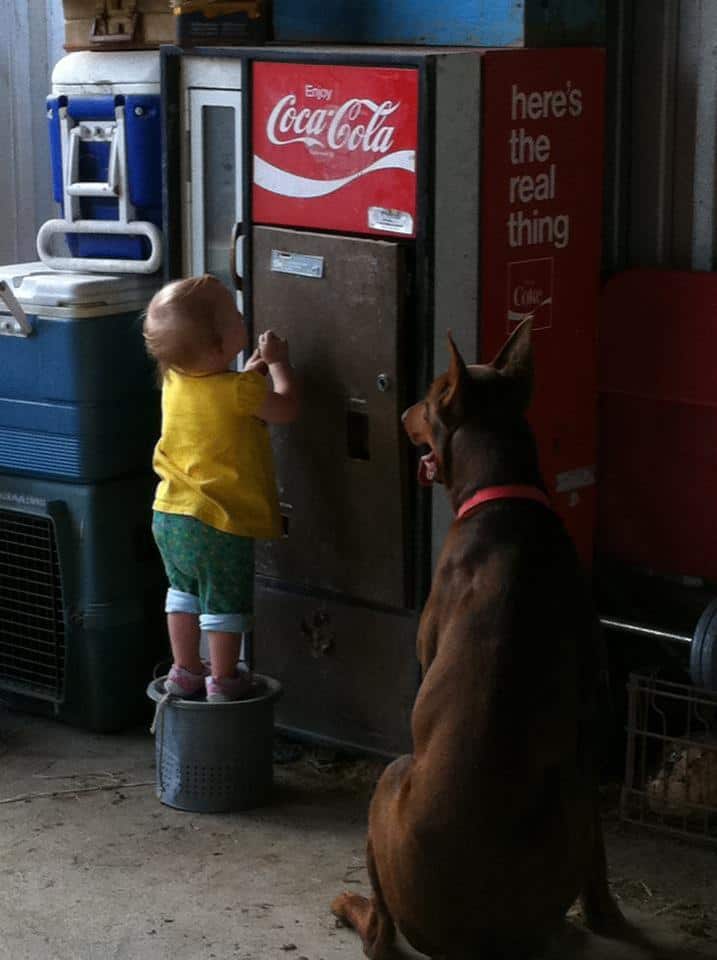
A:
[0, 52, 165, 731]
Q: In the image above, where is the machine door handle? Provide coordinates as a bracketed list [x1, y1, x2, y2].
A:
[230, 221, 244, 292]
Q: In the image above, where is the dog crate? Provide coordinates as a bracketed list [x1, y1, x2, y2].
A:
[0, 507, 66, 701]
[0, 471, 166, 731]
[621, 674, 717, 846]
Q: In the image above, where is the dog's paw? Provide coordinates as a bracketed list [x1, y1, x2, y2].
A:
[331, 891, 370, 926]
[330, 891, 352, 923]
[585, 903, 641, 944]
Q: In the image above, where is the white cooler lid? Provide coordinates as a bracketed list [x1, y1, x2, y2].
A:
[0, 262, 158, 310]
[51, 51, 160, 96]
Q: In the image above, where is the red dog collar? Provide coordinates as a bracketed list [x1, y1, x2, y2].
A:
[456, 485, 552, 520]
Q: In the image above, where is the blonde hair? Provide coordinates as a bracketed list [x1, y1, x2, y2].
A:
[143, 274, 237, 379]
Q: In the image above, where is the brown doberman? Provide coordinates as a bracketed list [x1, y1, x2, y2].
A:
[331, 320, 626, 960]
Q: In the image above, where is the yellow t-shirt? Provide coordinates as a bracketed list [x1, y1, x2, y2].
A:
[152, 369, 281, 538]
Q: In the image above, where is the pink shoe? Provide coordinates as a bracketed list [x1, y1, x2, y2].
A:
[205, 670, 253, 703]
[164, 664, 208, 698]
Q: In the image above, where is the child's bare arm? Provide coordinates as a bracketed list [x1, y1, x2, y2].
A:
[256, 331, 300, 424]
[243, 347, 268, 376]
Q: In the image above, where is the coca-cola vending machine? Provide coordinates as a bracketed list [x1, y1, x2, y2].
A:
[162, 46, 604, 755]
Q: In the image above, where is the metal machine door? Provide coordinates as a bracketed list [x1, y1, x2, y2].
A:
[183, 60, 244, 305]
[253, 226, 408, 609]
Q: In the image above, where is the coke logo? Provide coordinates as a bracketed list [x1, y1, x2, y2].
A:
[266, 94, 400, 154]
[513, 284, 546, 308]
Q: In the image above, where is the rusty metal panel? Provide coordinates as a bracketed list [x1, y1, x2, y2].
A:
[252, 226, 409, 610]
[254, 583, 416, 755]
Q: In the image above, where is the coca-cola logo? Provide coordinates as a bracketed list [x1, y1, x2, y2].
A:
[507, 258, 554, 331]
[266, 93, 400, 154]
[513, 284, 546, 308]
[253, 63, 418, 233]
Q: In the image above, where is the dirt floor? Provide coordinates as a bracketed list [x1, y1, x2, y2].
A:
[0, 706, 715, 960]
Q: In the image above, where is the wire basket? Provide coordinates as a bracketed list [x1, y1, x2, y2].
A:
[621, 674, 717, 845]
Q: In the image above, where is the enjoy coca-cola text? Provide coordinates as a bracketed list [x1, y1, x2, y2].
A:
[266, 94, 400, 153]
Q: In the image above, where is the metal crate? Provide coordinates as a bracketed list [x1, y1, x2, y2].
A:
[0, 508, 66, 701]
[622, 674, 717, 845]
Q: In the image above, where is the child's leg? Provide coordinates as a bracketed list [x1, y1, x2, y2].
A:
[207, 630, 242, 679]
[152, 512, 206, 683]
[164, 590, 207, 696]
[204, 626, 252, 701]
[198, 531, 255, 685]
[168, 611, 203, 674]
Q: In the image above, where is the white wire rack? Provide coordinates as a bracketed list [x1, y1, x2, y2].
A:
[621, 674, 717, 846]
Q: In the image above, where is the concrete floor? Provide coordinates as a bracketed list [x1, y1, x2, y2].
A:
[0, 706, 715, 960]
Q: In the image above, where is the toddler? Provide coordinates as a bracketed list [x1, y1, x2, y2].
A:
[143, 274, 299, 702]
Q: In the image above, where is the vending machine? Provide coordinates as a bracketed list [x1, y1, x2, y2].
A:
[162, 45, 604, 754]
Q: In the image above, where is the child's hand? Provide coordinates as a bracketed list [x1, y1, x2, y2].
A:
[244, 347, 268, 376]
[258, 330, 289, 366]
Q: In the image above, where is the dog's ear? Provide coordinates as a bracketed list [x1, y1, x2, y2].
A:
[441, 333, 472, 420]
[490, 317, 533, 410]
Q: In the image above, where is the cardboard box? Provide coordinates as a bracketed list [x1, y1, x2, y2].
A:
[172, 1, 272, 46]
[63, 2, 175, 51]
[63, 0, 169, 15]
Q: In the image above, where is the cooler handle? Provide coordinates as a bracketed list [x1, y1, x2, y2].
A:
[0, 281, 33, 338]
[36, 218, 163, 275]
[38, 101, 162, 273]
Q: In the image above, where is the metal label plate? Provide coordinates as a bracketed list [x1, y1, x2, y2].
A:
[270, 250, 324, 279]
[367, 206, 414, 235]
[0, 491, 47, 508]
[555, 465, 596, 493]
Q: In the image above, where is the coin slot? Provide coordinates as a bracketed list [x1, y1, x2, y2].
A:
[347, 410, 370, 461]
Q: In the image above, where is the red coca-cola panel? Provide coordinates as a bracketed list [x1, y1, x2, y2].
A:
[479, 48, 605, 566]
[252, 61, 419, 237]
[598, 270, 717, 581]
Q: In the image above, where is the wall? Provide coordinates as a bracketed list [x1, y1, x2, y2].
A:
[608, 0, 717, 272]
[0, 0, 64, 266]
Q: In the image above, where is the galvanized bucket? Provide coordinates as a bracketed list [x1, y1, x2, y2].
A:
[147, 674, 281, 813]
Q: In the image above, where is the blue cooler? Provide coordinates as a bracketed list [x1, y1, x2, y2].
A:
[38, 51, 162, 275]
[0, 263, 159, 482]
